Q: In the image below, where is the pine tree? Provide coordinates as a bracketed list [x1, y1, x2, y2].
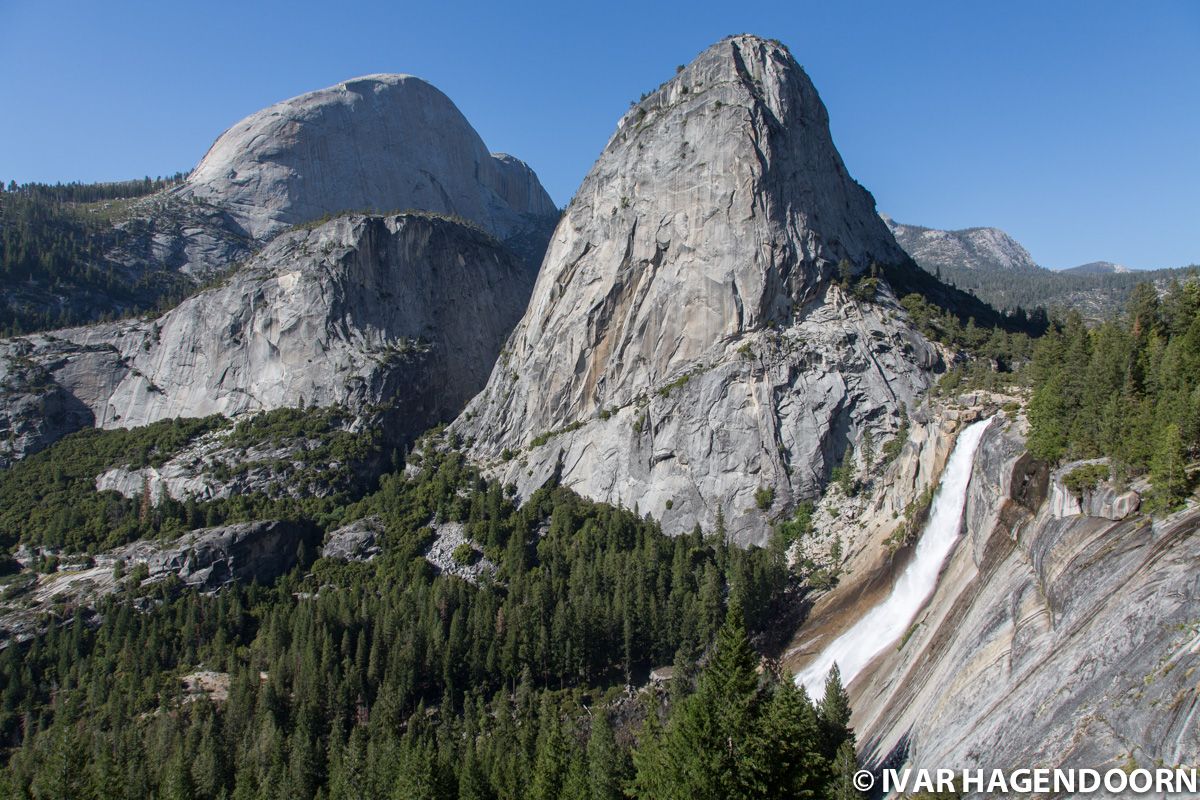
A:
[586, 711, 625, 800]
[530, 699, 568, 800]
[457, 742, 493, 800]
[817, 663, 852, 759]
[161, 747, 196, 800]
[1150, 422, 1191, 512]
[632, 603, 767, 799]
[829, 741, 864, 800]
[560, 749, 590, 800]
[761, 680, 827, 798]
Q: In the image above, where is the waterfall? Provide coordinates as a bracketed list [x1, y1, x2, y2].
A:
[795, 416, 994, 696]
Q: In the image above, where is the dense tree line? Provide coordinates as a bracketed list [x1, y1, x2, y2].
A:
[0, 176, 191, 334]
[917, 256, 1200, 321]
[1027, 280, 1200, 510]
[2, 174, 188, 204]
[0, 435, 833, 799]
[0, 408, 384, 554]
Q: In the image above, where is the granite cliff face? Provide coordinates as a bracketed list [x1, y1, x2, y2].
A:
[784, 402, 1200, 790]
[1, 212, 533, 461]
[3, 73, 556, 355]
[184, 74, 558, 246]
[850, 419, 1200, 782]
[455, 36, 939, 545]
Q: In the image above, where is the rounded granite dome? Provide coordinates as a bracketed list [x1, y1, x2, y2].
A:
[185, 74, 557, 240]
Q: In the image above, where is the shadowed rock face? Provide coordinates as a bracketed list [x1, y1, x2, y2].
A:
[185, 74, 558, 243]
[1, 212, 535, 457]
[455, 35, 938, 545]
[0, 519, 313, 644]
[145, 520, 314, 592]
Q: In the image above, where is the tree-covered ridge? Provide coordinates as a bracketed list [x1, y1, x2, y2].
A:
[0, 406, 386, 555]
[0, 435, 848, 799]
[0, 176, 201, 335]
[3, 175, 188, 205]
[1027, 280, 1200, 510]
[923, 257, 1200, 321]
[889, 216, 1200, 321]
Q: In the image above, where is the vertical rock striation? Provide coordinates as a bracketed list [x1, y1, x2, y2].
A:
[836, 414, 1200, 781]
[456, 35, 940, 545]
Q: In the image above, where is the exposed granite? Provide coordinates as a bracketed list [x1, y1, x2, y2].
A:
[455, 35, 940, 545]
[1, 212, 534, 461]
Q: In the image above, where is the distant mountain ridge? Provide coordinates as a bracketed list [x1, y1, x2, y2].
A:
[1061, 260, 1133, 274]
[883, 215, 1042, 274]
[884, 215, 1196, 318]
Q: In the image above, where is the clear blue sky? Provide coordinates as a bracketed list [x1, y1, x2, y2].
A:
[2, 0, 1196, 270]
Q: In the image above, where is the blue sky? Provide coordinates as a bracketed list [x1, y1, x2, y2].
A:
[1, 0, 1196, 270]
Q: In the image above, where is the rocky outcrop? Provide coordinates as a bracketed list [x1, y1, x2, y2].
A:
[0, 348, 94, 468]
[185, 74, 558, 246]
[883, 216, 1043, 275]
[455, 35, 939, 545]
[137, 519, 313, 592]
[0, 520, 311, 644]
[1047, 459, 1141, 520]
[1, 212, 534, 461]
[423, 522, 497, 584]
[103, 193, 256, 282]
[322, 516, 385, 562]
[94, 418, 383, 506]
[800, 412, 1200, 789]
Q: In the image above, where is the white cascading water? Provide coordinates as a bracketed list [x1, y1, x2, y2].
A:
[795, 416, 994, 696]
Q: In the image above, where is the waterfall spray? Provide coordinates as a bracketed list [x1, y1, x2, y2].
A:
[795, 417, 995, 696]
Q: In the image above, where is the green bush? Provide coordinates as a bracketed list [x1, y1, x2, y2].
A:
[776, 501, 814, 545]
[451, 542, 476, 566]
[1063, 463, 1110, 497]
[754, 486, 775, 511]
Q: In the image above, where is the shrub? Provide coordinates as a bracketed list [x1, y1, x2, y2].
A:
[1063, 463, 1110, 497]
[754, 486, 775, 511]
[451, 543, 476, 567]
[776, 501, 814, 545]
